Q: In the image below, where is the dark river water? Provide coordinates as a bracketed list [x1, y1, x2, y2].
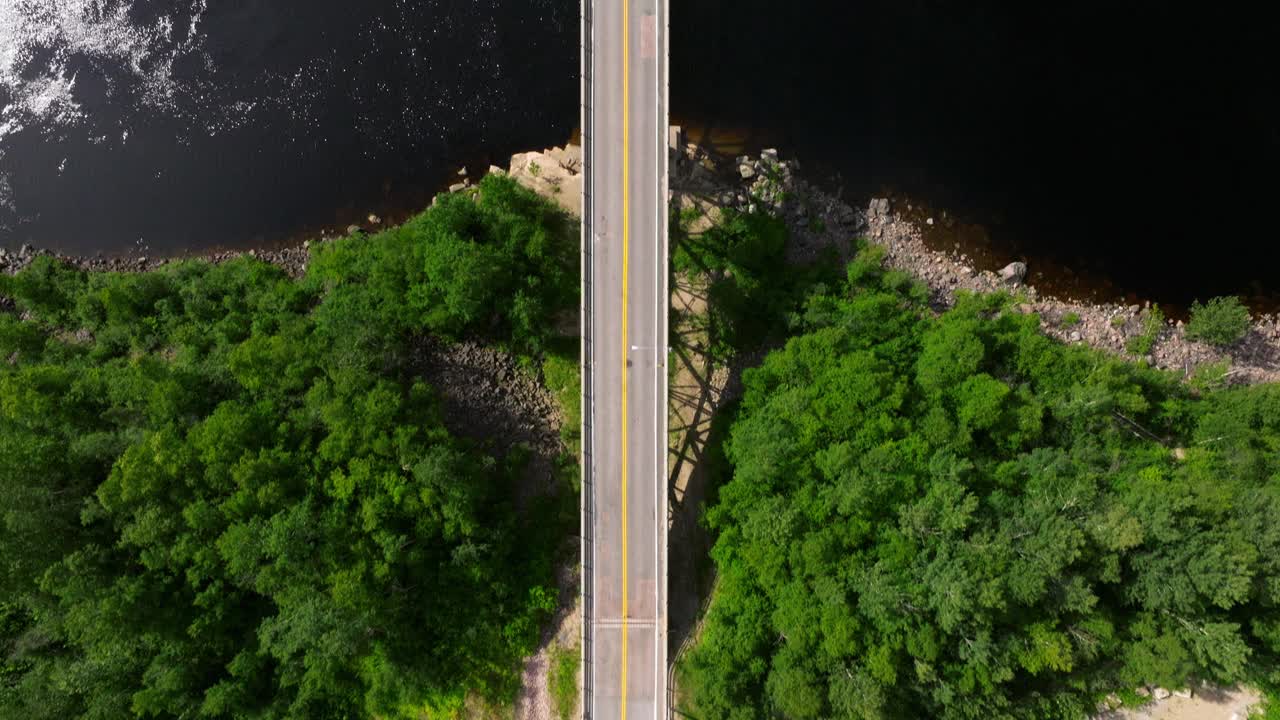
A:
[0, 0, 577, 255]
[3, 1, 1277, 311]
[673, 1, 1280, 313]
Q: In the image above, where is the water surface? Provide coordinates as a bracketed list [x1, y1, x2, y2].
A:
[0, 0, 577, 255]
[673, 0, 1280, 311]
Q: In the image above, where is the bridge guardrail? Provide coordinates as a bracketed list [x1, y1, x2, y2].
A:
[579, 0, 594, 718]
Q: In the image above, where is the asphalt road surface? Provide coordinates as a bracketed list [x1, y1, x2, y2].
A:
[582, 0, 669, 717]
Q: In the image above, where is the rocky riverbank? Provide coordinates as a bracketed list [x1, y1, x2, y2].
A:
[668, 130, 1280, 387]
[0, 241, 314, 278]
[6, 134, 1279, 388]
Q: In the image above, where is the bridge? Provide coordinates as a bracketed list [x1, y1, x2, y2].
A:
[580, 0, 669, 718]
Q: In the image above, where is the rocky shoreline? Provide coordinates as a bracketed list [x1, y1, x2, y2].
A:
[5, 139, 1279, 391]
[668, 131, 1280, 387]
[0, 241, 314, 279]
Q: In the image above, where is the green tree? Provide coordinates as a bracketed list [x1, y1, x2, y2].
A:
[681, 240, 1280, 720]
[0, 176, 576, 719]
[1186, 296, 1252, 347]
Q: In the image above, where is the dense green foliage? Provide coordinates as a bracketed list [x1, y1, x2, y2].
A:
[1187, 296, 1252, 347]
[0, 176, 577, 719]
[682, 242, 1280, 719]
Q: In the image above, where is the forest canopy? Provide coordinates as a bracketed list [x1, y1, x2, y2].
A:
[680, 241, 1280, 719]
[0, 176, 577, 719]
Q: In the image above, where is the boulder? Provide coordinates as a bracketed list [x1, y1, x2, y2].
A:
[346, 225, 362, 235]
[548, 144, 583, 173]
[1172, 688, 1192, 698]
[738, 163, 756, 180]
[868, 197, 891, 220]
[367, 214, 382, 225]
[488, 165, 506, 177]
[1153, 687, 1171, 700]
[449, 182, 468, 193]
[505, 149, 582, 216]
[689, 161, 718, 187]
[999, 261, 1028, 284]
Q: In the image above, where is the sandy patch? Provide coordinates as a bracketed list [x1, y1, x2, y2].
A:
[1099, 687, 1260, 720]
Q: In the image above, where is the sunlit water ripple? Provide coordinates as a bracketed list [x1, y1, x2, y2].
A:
[0, 0, 577, 253]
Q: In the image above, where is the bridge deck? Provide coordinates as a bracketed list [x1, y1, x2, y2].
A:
[581, 0, 669, 718]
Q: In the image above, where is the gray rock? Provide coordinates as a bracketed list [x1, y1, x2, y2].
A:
[1070, 331, 1083, 342]
[999, 261, 1028, 284]
[367, 214, 382, 225]
[1172, 688, 1192, 698]
[488, 165, 506, 177]
[738, 163, 756, 180]
[1153, 687, 1171, 700]
[868, 197, 891, 219]
[449, 182, 468, 193]
[760, 148, 779, 163]
[457, 166, 468, 177]
[346, 225, 362, 235]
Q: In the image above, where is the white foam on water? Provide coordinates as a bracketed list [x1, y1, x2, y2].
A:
[0, 0, 211, 137]
[0, 0, 217, 224]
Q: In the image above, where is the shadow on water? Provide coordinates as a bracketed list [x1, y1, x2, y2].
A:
[672, 0, 1280, 313]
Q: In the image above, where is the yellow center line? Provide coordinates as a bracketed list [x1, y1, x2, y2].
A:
[619, 0, 631, 718]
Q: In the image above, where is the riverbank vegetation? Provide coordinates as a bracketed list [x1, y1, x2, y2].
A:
[676, 217, 1280, 719]
[0, 176, 578, 719]
[548, 641, 580, 720]
[1188, 295, 1253, 347]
